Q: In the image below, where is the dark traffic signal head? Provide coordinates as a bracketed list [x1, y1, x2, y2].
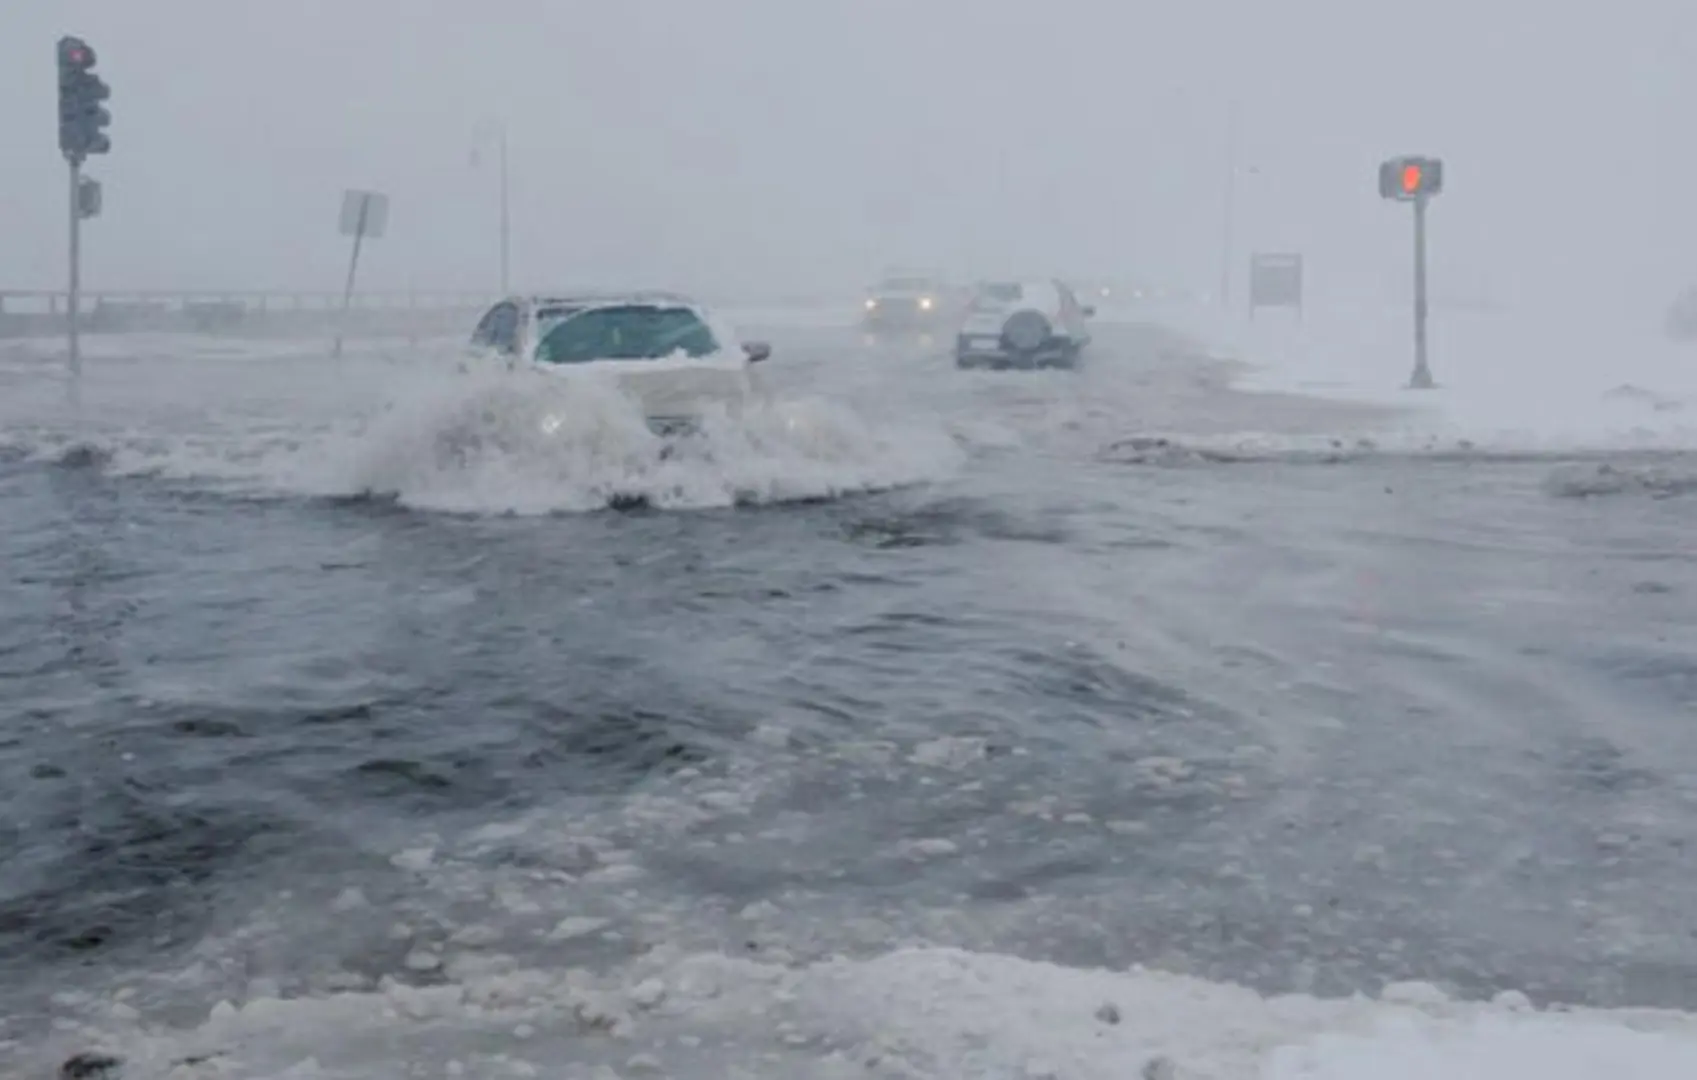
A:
[57, 35, 112, 164]
[1379, 155, 1443, 201]
[59, 37, 96, 71]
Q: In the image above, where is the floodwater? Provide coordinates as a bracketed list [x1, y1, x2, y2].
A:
[3, 316, 1697, 1078]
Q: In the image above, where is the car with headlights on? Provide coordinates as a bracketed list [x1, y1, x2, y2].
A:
[861, 273, 955, 332]
[463, 291, 771, 436]
[954, 279, 1094, 369]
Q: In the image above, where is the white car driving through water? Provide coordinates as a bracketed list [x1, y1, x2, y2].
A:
[954, 279, 1094, 370]
[463, 292, 772, 435]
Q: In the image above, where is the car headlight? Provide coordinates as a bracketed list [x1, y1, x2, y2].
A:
[919, 296, 933, 310]
[864, 298, 877, 310]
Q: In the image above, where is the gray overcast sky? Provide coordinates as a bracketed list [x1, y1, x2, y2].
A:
[3, 0, 1693, 311]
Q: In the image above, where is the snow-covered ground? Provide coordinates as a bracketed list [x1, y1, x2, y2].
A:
[1175, 300, 1697, 451]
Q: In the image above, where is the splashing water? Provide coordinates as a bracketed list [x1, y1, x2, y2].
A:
[0, 338, 966, 514]
[329, 367, 966, 513]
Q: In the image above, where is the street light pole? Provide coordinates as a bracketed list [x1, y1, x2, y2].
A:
[1218, 97, 1240, 311]
[498, 123, 510, 296]
[472, 119, 511, 295]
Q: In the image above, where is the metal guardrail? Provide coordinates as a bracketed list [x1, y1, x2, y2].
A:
[0, 289, 494, 315]
[0, 289, 885, 342]
[0, 289, 896, 313]
[0, 289, 498, 340]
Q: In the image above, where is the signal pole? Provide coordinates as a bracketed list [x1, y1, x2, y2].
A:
[68, 159, 82, 380]
[56, 35, 112, 387]
[1378, 155, 1443, 389]
[1411, 192, 1431, 389]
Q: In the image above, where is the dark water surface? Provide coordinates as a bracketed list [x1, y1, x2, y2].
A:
[3, 322, 1697, 1075]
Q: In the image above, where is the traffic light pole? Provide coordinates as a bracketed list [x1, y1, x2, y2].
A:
[1409, 193, 1433, 389]
[67, 157, 83, 385]
[57, 34, 111, 393]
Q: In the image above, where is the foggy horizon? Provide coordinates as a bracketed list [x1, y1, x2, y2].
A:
[5, 0, 1694, 315]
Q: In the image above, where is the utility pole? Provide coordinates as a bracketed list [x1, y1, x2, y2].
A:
[56, 35, 112, 386]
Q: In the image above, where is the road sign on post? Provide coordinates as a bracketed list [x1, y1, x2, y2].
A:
[57, 34, 113, 387]
[339, 189, 389, 241]
[333, 190, 390, 357]
[1378, 154, 1443, 389]
[1247, 252, 1303, 320]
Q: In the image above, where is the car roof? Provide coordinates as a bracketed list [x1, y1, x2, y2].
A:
[976, 279, 1061, 304]
[524, 290, 697, 308]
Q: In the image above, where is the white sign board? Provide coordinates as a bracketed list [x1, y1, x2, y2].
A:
[1248, 252, 1303, 311]
[338, 190, 390, 240]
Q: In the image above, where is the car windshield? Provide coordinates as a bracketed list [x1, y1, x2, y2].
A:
[534, 305, 720, 365]
[532, 305, 589, 339]
[877, 278, 935, 293]
[536, 303, 588, 321]
[972, 283, 1022, 309]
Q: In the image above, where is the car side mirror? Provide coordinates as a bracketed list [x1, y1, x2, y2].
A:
[1081, 305, 1096, 318]
[743, 341, 772, 363]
